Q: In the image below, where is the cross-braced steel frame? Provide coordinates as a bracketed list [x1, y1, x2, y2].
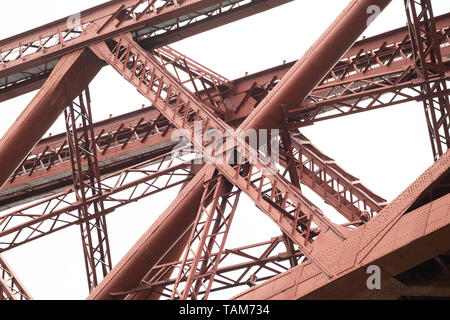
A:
[0, 0, 449, 300]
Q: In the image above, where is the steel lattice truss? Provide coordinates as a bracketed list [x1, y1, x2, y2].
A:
[0, 0, 449, 300]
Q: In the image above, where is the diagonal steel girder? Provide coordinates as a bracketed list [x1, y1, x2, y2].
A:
[3, 12, 449, 209]
[0, 0, 291, 102]
[90, 34, 344, 275]
[234, 150, 450, 300]
[0, 253, 32, 300]
[0, 48, 103, 190]
[86, 0, 392, 299]
[64, 88, 113, 292]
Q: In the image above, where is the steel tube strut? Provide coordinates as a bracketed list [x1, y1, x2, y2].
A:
[0, 0, 292, 103]
[128, 166, 204, 301]
[89, 0, 392, 299]
[240, 0, 392, 131]
[0, 49, 103, 189]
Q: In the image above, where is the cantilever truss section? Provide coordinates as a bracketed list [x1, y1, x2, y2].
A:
[90, 35, 346, 276]
[0, 254, 31, 300]
[0, 0, 448, 300]
[112, 236, 304, 299]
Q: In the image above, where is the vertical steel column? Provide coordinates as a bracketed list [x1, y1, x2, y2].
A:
[64, 88, 112, 292]
[405, 0, 450, 161]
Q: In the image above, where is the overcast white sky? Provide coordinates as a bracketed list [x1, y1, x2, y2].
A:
[0, 0, 448, 300]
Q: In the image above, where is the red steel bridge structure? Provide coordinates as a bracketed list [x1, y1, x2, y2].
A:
[0, 0, 449, 300]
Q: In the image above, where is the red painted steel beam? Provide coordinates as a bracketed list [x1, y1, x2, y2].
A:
[0, 155, 193, 252]
[0, 49, 103, 190]
[279, 133, 387, 221]
[0, 254, 32, 300]
[0, 0, 291, 102]
[88, 0, 393, 299]
[0, 107, 174, 211]
[240, 0, 392, 131]
[87, 166, 216, 300]
[234, 151, 450, 299]
[0, 77, 48, 104]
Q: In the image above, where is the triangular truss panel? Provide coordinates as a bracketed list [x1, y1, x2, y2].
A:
[0, 0, 448, 300]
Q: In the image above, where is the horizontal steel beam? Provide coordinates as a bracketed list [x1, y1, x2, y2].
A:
[279, 133, 387, 221]
[0, 49, 103, 190]
[0, 107, 175, 211]
[0, 153, 193, 252]
[0, 0, 291, 101]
